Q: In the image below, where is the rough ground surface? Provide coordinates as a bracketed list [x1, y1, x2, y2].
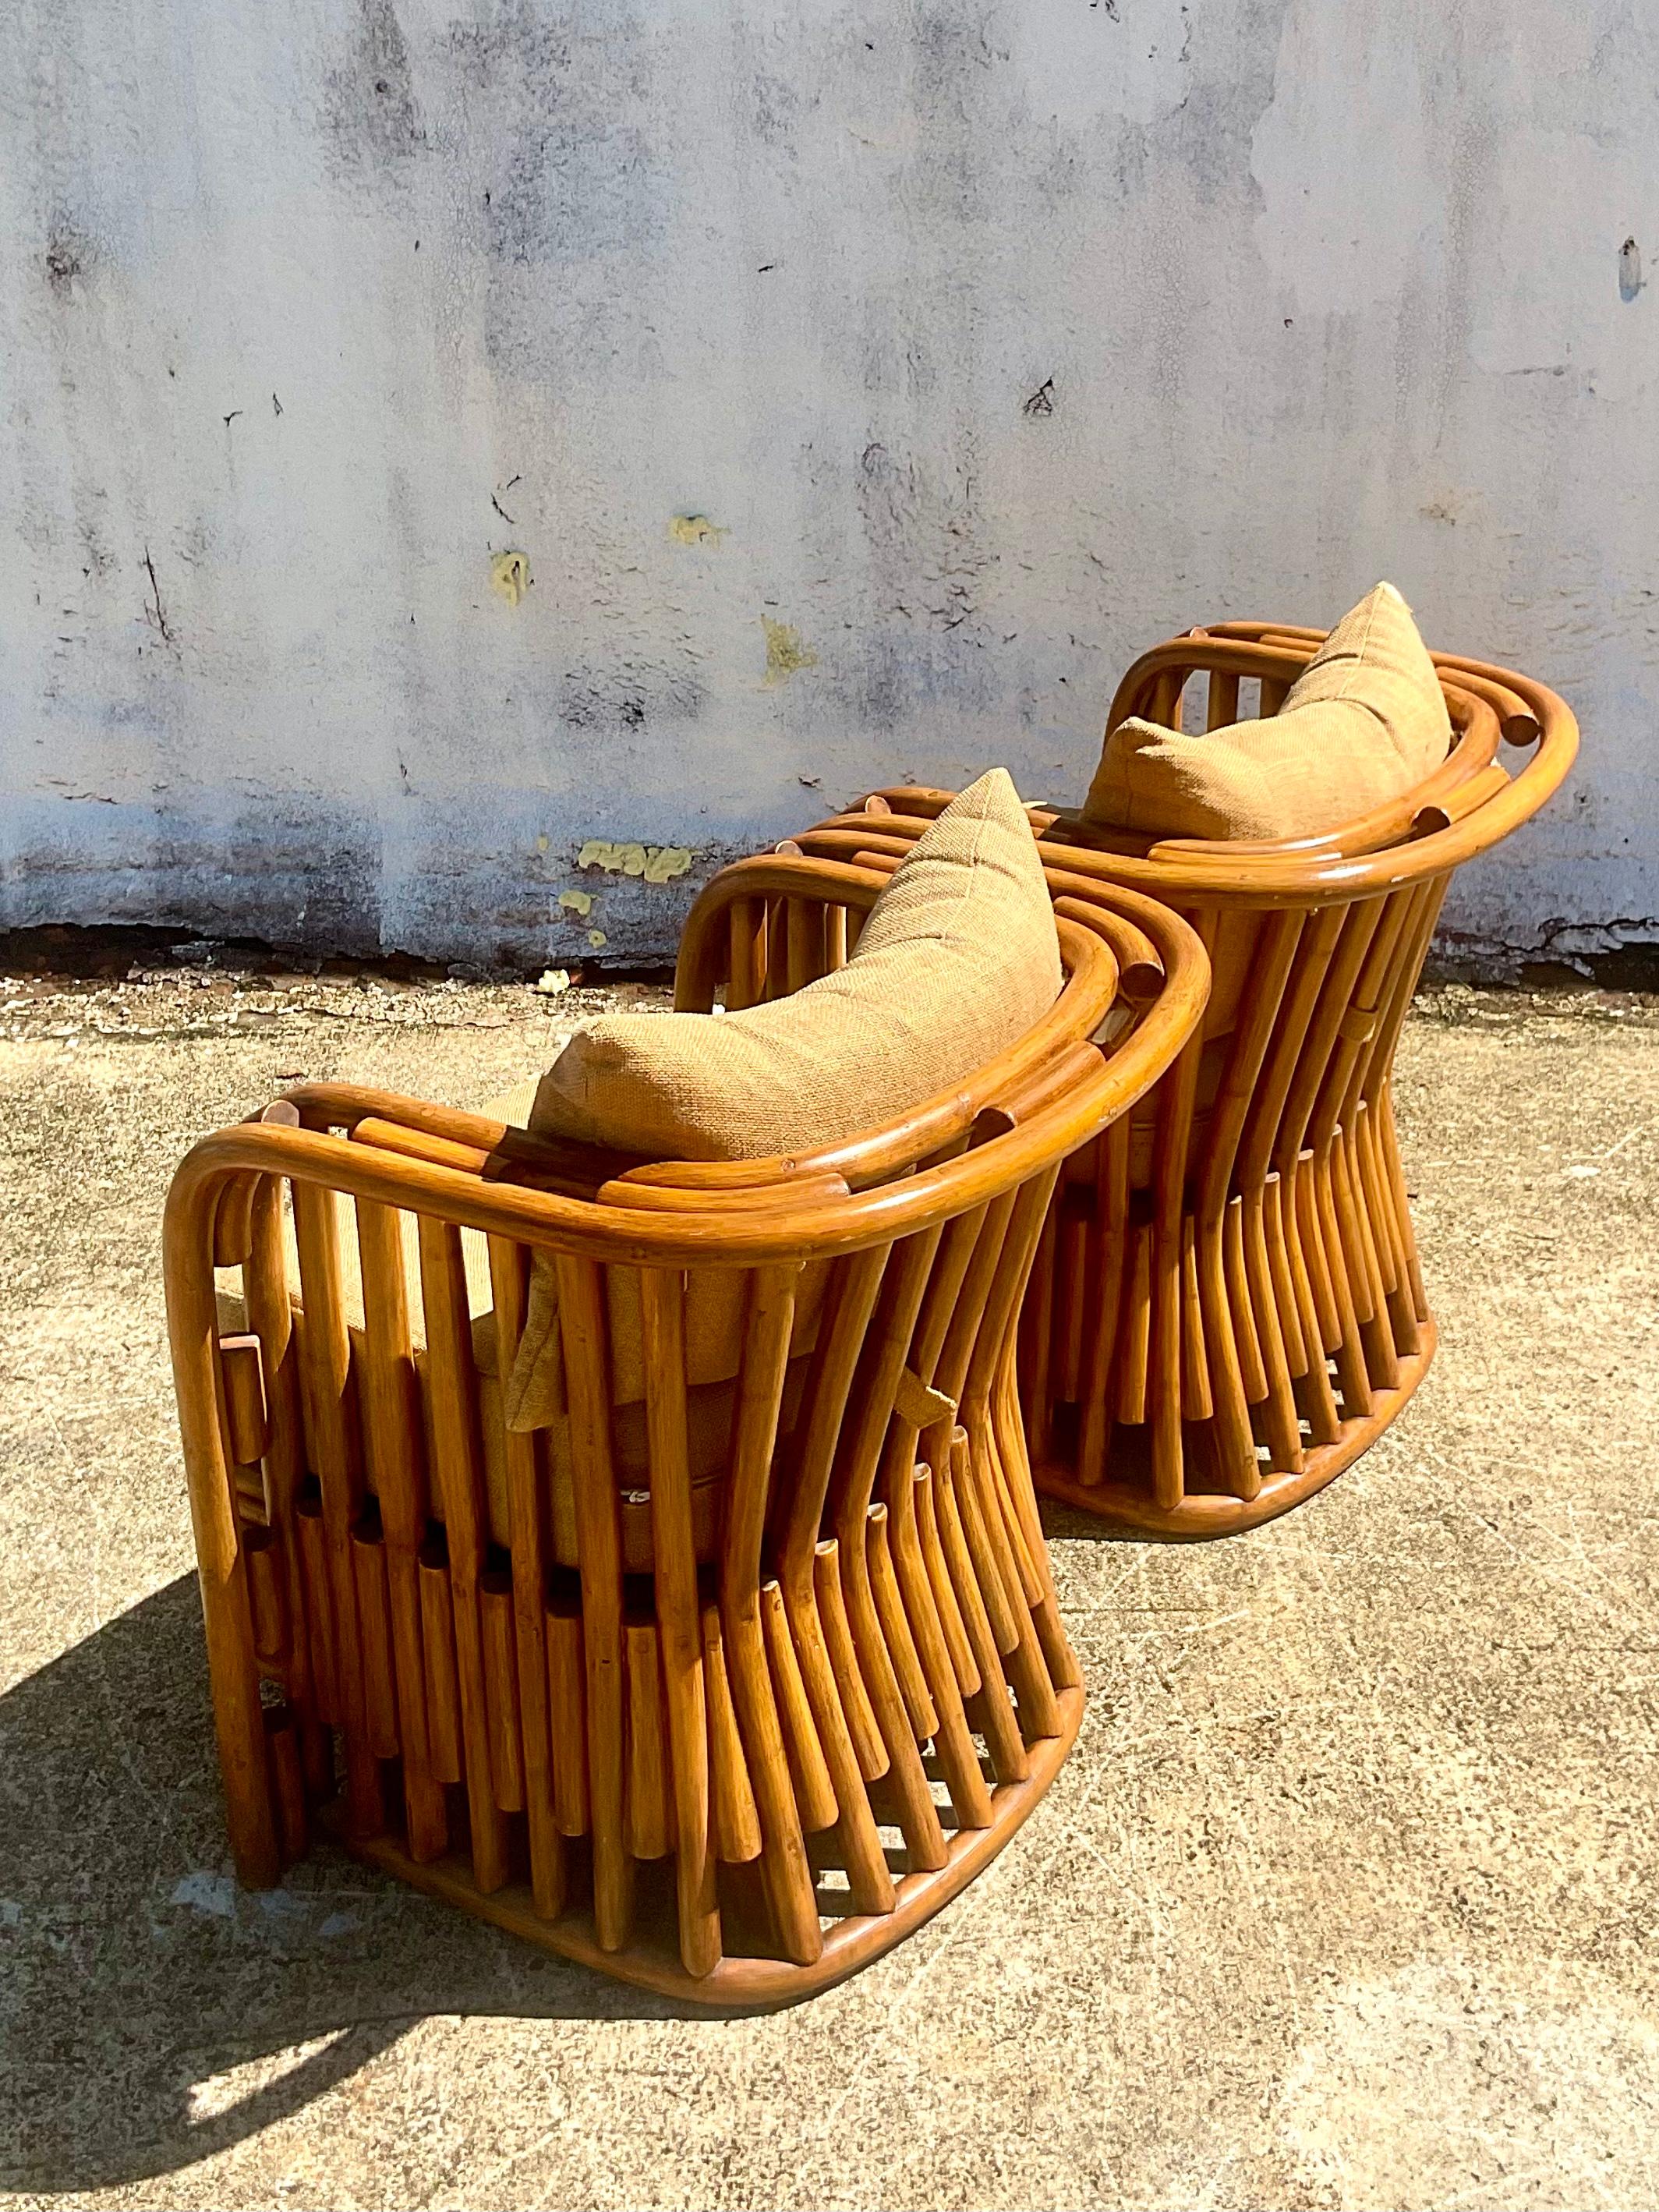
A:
[2, 968, 1656, 2212]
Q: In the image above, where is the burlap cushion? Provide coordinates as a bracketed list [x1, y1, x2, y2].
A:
[526, 766, 1063, 1159]
[1082, 582, 1452, 842]
[214, 1279, 765, 1570]
[499, 766, 1061, 1430]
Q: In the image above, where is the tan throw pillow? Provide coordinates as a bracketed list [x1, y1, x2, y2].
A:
[1081, 582, 1452, 842]
[525, 765, 1063, 1161]
[497, 766, 1060, 1432]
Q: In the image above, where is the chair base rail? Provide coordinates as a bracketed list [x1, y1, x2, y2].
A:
[324, 1684, 1083, 2009]
[1035, 1321, 1437, 1540]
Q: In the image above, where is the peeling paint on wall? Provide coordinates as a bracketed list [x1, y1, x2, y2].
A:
[762, 618, 818, 686]
[576, 841, 694, 883]
[490, 550, 531, 606]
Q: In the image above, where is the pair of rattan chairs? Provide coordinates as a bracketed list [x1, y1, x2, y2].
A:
[165, 618, 1574, 2004]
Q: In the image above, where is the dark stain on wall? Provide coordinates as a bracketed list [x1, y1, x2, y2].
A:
[1109, 0, 1293, 209]
[557, 652, 706, 732]
[43, 218, 90, 298]
[449, 5, 660, 270]
[324, 0, 426, 168]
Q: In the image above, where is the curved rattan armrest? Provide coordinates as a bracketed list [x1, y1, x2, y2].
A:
[232, 902, 1142, 1244]
[166, 908, 1204, 1279]
[812, 657, 1574, 907]
[278, 1081, 656, 1194]
[595, 1170, 853, 1212]
[204, 1093, 653, 1265]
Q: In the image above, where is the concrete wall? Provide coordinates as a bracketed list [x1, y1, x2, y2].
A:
[2, 0, 1653, 971]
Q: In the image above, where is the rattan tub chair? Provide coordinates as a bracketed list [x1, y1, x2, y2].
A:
[777, 630, 1576, 1541]
[164, 854, 1207, 2004]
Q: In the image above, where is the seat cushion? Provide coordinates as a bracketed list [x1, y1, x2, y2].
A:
[214, 1283, 800, 1572]
[522, 765, 1063, 1161]
[216, 1187, 496, 1353]
[1081, 582, 1452, 843]
[501, 1249, 831, 1432]
[471, 1092, 833, 1436]
[212, 1113, 825, 1557]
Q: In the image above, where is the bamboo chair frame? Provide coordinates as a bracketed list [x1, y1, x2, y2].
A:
[166, 862, 1208, 2004]
[777, 633, 1576, 1540]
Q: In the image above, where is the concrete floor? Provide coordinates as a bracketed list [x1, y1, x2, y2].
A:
[2, 964, 1656, 2212]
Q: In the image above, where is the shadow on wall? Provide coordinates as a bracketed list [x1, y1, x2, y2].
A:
[0, 1577, 720, 2193]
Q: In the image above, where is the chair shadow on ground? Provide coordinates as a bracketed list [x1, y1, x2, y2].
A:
[0, 1574, 737, 2195]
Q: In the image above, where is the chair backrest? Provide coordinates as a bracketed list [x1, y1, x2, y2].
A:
[773, 638, 1574, 1284]
[173, 853, 1210, 1574]
[790, 629, 1570, 1021]
[840, 631, 1574, 887]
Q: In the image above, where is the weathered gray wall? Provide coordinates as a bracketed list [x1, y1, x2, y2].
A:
[2, 1, 1652, 969]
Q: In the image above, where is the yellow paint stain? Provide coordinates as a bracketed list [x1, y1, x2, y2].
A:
[578, 839, 646, 875]
[576, 841, 694, 883]
[587, 929, 607, 949]
[558, 888, 594, 916]
[491, 550, 531, 607]
[536, 834, 549, 855]
[669, 513, 727, 547]
[762, 616, 817, 685]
